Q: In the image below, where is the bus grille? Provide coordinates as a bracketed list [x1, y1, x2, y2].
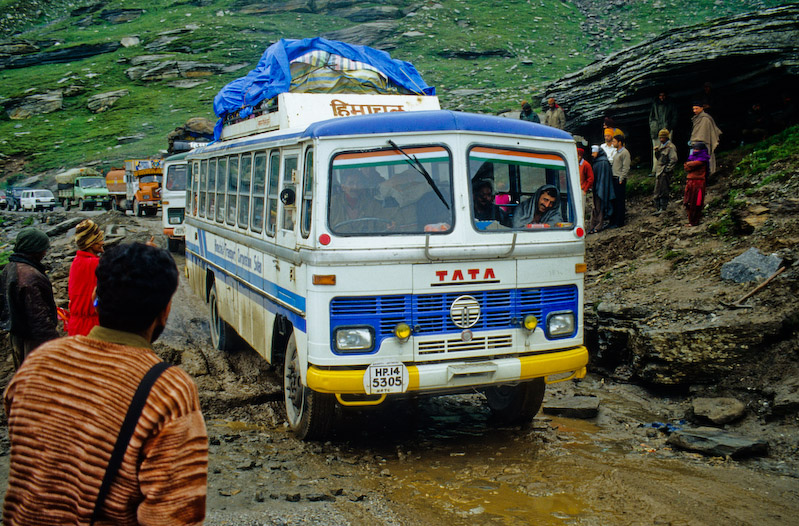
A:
[329, 285, 578, 345]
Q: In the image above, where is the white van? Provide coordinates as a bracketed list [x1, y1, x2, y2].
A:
[20, 189, 56, 212]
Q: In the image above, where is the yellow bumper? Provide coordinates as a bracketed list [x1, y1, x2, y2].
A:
[307, 346, 588, 395]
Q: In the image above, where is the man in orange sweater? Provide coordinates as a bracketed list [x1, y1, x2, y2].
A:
[4, 242, 207, 525]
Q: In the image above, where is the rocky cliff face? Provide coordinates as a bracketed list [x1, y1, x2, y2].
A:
[542, 5, 799, 151]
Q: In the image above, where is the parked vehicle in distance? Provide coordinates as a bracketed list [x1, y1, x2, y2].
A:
[0, 190, 7, 210]
[125, 159, 163, 216]
[7, 187, 28, 211]
[20, 189, 56, 212]
[55, 167, 111, 211]
[105, 168, 126, 211]
[161, 152, 189, 252]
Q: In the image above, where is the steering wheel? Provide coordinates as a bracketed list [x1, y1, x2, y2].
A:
[333, 217, 393, 230]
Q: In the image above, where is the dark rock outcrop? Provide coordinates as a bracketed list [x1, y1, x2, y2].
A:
[0, 42, 122, 70]
[99, 9, 144, 24]
[541, 5, 799, 152]
[5, 90, 63, 119]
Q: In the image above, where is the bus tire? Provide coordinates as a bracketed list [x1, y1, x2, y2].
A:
[208, 284, 234, 352]
[167, 238, 181, 253]
[283, 333, 335, 440]
[484, 378, 546, 425]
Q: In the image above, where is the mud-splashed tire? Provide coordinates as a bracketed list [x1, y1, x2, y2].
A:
[283, 334, 335, 440]
[208, 283, 234, 352]
[485, 378, 546, 425]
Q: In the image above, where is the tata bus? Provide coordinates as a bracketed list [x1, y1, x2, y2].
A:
[185, 92, 588, 439]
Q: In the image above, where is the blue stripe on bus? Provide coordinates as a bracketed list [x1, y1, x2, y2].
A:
[186, 239, 307, 333]
[303, 110, 573, 140]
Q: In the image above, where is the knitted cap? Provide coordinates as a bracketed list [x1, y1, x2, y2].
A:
[14, 227, 50, 254]
[658, 128, 670, 139]
[75, 219, 104, 251]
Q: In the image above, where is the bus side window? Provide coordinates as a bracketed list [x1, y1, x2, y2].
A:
[226, 155, 239, 226]
[282, 155, 298, 231]
[251, 152, 266, 233]
[238, 153, 252, 228]
[188, 162, 196, 216]
[191, 161, 199, 216]
[300, 149, 313, 238]
[207, 158, 217, 220]
[266, 150, 280, 236]
[198, 160, 207, 218]
[216, 157, 227, 223]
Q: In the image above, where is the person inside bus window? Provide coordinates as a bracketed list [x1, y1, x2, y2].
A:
[512, 184, 563, 228]
[472, 178, 510, 227]
[330, 168, 391, 233]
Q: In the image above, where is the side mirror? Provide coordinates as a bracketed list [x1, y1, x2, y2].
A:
[280, 188, 295, 205]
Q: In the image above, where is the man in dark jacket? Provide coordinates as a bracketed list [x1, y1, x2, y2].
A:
[0, 227, 58, 369]
[512, 184, 563, 228]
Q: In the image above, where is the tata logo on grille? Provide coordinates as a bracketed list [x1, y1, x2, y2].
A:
[450, 296, 481, 329]
[433, 268, 499, 287]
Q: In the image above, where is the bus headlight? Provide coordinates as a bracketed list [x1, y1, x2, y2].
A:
[334, 327, 374, 352]
[523, 315, 538, 332]
[546, 311, 575, 338]
[393, 322, 411, 342]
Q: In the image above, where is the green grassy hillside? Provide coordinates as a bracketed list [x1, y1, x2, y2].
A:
[0, 0, 788, 178]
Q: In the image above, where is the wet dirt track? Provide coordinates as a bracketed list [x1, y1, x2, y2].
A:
[1, 214, 798, 525]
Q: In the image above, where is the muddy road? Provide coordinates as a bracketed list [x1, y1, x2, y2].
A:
[1, 212, 798, 525]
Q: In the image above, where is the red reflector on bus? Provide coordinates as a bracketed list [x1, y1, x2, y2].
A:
[319, 233, 331, 245]
[575, 227, 585, 238]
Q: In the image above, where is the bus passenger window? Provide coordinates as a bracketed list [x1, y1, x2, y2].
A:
[301, 149, 313, 238]
[238, 153, 252, 228]
[282, 155, 298, 231]
[226, 155, 239, 225]
[207, 159, 217, 221]
[251, 152, 266, 233]
[189, 162, 197, 216]
[198, 160, 207, 218]
[266, 151, 279, 236]
[216, 157, 227, 223]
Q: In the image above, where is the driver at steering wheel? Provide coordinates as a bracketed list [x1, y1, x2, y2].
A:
[330, 168, 393, 234]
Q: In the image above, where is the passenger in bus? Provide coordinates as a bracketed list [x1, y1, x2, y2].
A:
[472, 178, 510, 227]
[512, 184, 563, 228]
[330, 168, 392, 233]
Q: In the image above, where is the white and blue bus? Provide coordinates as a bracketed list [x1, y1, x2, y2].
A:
[185, 92, 588, 439]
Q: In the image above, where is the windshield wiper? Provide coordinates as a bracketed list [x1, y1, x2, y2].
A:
[388, 140, 449, 210]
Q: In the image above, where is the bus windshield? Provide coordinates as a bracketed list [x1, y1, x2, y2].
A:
[165, 164, 188, 191]
[329, 145, 453, 235]
[468, 146, 574, 231]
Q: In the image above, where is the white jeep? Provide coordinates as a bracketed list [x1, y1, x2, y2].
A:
[20, 189, 56, 212]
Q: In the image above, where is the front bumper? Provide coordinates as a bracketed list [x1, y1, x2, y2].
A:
[307, 346, 588, 395]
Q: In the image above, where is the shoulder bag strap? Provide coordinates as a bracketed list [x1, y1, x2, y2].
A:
[90, 361, 172, 525]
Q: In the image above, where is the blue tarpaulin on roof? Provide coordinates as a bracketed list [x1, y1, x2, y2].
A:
[212, 37, 436, 140]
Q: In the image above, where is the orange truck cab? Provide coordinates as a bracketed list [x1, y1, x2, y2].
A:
[124, 159, 163, 216]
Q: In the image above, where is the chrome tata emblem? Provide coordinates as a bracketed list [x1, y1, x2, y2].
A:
[450, 295, 480, 329]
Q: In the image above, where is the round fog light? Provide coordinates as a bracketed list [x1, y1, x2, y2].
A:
[394, 322, 411, 342]
[523, 315, 538, 331]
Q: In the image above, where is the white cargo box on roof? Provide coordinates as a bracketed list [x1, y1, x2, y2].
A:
[220, 92, 441, 140]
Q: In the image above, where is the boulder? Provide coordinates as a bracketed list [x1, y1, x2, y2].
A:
[6, 91, 63, 119]
[543, 396, 600, 418]
[120, 37, 140, 48]
[690, 397, 746, 425]
[540, 5, 799, 153]
[322, 21, 399, 49]
[720, 247, 782, 283]
[99, 9, 144, 24]
[126, 60, 231, 81]
[666, 427, 768, 458]
[87, 89, 129, 113]
[771, 377, 799, 416]
[334, 6, 403, 22]
[0, 41, 38, 55]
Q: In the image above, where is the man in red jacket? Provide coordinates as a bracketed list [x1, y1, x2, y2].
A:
[67, 219, 104, 336]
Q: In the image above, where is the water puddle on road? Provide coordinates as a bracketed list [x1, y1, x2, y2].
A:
[341, 395, 608, 525]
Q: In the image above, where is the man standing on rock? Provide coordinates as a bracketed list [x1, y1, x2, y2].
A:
[609, 134, 630, 229]
[648, 91, 678, 175]
[0, 227, 58, 369]
[690, 101, 722, 174]
[519, 101, 540, 123]
[4, 242, 207, 525]
[543, 97, 566, 130]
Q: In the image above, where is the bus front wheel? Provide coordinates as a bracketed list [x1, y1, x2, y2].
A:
[283, 334, 335, 440]
[208, 284, 235, 352]
[484, 378, 546, 425]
